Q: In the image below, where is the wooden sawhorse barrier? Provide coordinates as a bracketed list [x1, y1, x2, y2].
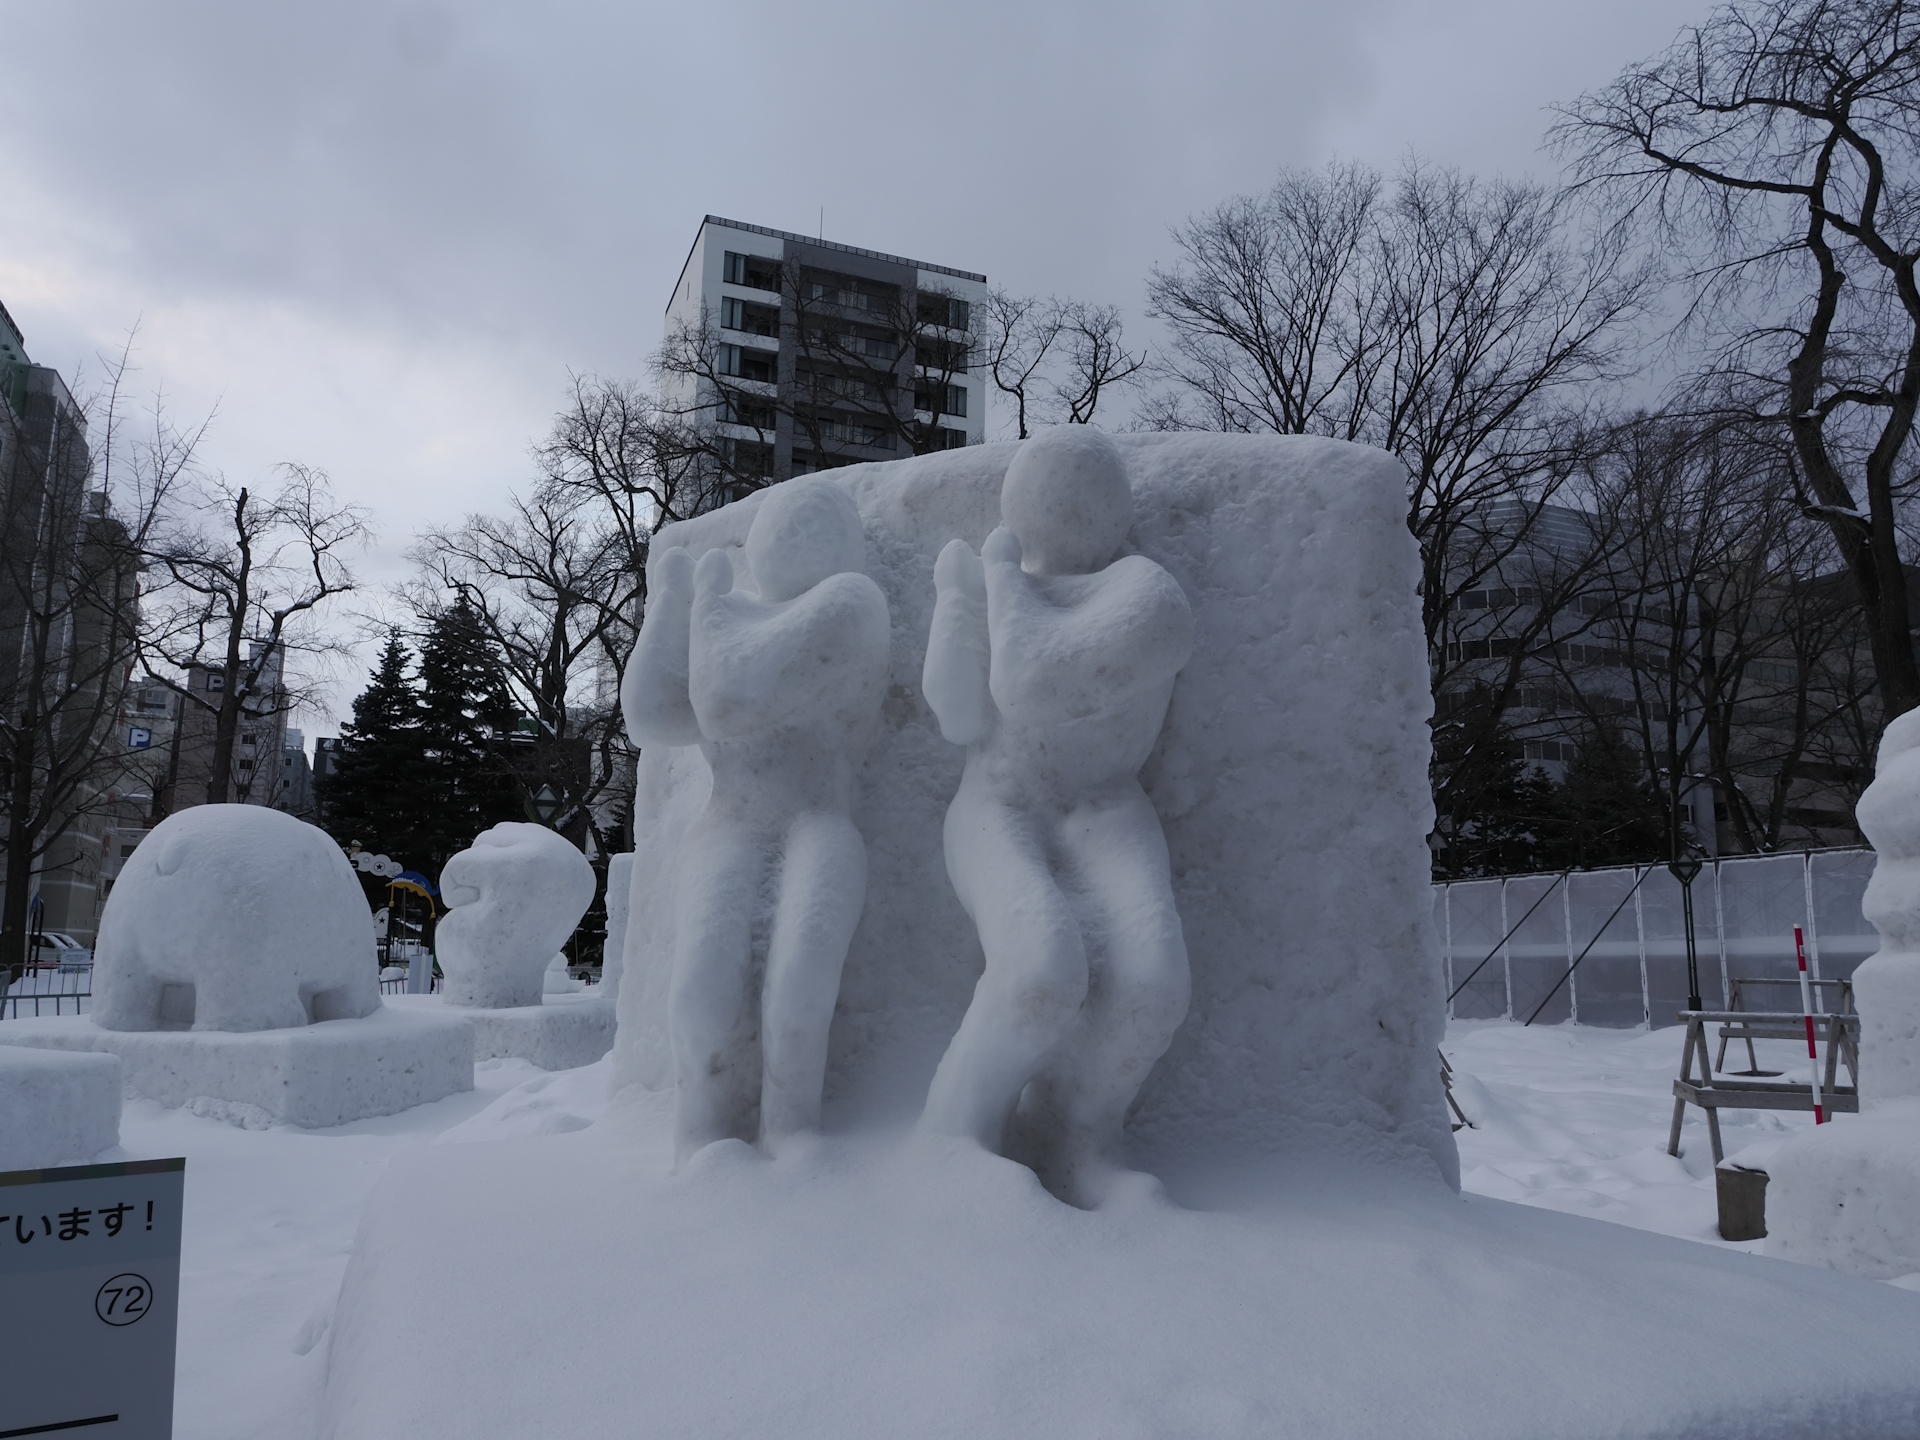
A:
[1668, 1005, 1860, 1164]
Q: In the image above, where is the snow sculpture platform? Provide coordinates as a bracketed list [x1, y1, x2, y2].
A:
[319, 1122, 1920, 1440]
[0, 1007, 472, 1128]
[386, 992, 615, 1072]
[0, 1045, 120, 1169]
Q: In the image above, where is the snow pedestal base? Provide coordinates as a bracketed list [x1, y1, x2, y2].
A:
[0, 1046, 121, 1169]
[319, 1118, 1920, 1440]
[387, 992, 615, 1071]
[0, 1007, 473, 1128]
[1766, 1098, 1920, 1281]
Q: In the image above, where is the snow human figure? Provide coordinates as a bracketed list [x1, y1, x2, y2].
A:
[920, 426, 1195, 1207]
[623, 478, 891, 1165]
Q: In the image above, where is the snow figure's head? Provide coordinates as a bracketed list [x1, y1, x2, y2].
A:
[1001, 427, 1133, 577]
[747, 478, 867, 603]
[1860, 708, 1920, 863]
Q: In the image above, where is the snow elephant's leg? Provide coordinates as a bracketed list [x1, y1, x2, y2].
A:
[758, 810, 866, 1147]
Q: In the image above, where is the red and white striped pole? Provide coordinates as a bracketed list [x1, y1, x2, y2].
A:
[1794, 925, 1826, 1125]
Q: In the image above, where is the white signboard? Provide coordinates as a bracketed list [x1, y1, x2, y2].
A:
[0, 1157, 185, 1438]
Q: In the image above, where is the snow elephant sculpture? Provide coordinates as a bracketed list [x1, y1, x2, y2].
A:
[92, 805, 382, 1032]
[436, 822, 597, 1009]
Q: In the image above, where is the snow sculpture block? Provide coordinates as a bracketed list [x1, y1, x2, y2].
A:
[92, 805, 380, 1032]
[612, 435, 1455, 1184]
[437, 823, 596, 1010]
[600, 854, 633, 1001]
[385, 991, 616, 1071]
[624, 477, 891, 1162]
[0, 1045, 120, 1169]
[919, 429, 1195, 1205]
[0, 1007, 473, 1128]
[1769, 710, 1920, 1278]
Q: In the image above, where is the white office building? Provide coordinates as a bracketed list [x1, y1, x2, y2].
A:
[663, 216, 987, 486]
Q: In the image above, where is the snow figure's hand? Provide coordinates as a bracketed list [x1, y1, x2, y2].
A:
[694, 548, 735, 598]
[934, 538, 985, 602]
[652, 546, 694, 602]
[981, 526, 1022, 570]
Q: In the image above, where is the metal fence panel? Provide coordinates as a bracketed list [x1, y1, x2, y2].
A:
[1505, 873, 1571, 1026]
[1565, 867, 1645, 1027]
[1715, 853, 1811, 986]
[1442, 878, 1510, 1020]
[1434, 848, 1876, 1029]
[1808, 849, 1877, 983]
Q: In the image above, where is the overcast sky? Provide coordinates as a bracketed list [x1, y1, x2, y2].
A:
[0, 0, 1712, 735]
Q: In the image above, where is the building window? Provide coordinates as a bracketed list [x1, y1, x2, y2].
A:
[1522, 740, 1578, 763]
[723, 251, 781, 293]
[716, 343, 777, 385]
[916, 337, 970, 374]
[720, 296, 779, 338]
[915, 382, 967, 418]
[809, 412, 897, 451]
[916, 294, 970, 330]
[802, 269, 898, 316]
[927, 426, 968, 451]
[717, 388, 777, 430]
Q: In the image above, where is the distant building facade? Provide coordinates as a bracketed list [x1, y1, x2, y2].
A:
[663, 216, 987, 488]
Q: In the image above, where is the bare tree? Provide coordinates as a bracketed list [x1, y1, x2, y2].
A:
[1554, 0, 1920, 725]
[978, 290, 1145, 437]
[140, 464, 369, 805]
[1146, 158, 1653, 653]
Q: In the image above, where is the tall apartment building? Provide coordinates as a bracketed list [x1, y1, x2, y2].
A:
[663, 217, 987, 487]
[165, 642, 291, 813]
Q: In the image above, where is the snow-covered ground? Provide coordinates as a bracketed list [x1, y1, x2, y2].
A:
[1445, 1019, 1820, 1252]
[69, 1019, 1896, 1437]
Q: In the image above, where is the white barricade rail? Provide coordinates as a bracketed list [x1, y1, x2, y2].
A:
[1435, 848, 1876, 1028]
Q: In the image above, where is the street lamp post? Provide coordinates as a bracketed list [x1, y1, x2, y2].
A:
[1669, 852, 1705, 1013]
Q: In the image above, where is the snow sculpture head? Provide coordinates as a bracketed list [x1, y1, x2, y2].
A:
[746, 478, 866, 602]
[92, 806, 380, 1033]
[1000, 426, 1134, 576]
[437, 823, 596, 1009]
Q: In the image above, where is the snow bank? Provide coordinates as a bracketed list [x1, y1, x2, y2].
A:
[320, 1121, 1920, 1440]
[93, 805, 379, 1032]
[438, 823, 596, 1010]
[0, 1045, 120, 1169]
[612, 434, 1452, 1181]
[599, 854, 631, 1000]
[0, 1007, 473, 1128]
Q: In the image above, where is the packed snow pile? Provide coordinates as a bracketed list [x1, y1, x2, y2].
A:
[1768, 710, 1920, 1280]
[93, 805, 379, 1032]
[0, 1045, 119, 1170]
[320, 1116, 1920, 1440]
[613, 433, 1452, 1180]
[437, 823, 596, 1010]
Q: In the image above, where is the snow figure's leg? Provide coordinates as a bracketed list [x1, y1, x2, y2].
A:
[668, 813, 765, 1166]
[1018, 785, 1189, 1207]
[759, 810, 867, 1147]
[921, 784, 1087, 1150]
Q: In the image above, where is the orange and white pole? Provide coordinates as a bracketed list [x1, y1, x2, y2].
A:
[1794, 926, 1826, 1125]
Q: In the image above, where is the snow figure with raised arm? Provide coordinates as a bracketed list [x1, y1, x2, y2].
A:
[623, 478, 890, 1165]
[920, 426, 1195, 1208]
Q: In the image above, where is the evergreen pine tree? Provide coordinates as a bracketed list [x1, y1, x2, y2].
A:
[1539, 722, 1669, 870]
[417, 598, 522, 868]
[316, 635, 431, 871]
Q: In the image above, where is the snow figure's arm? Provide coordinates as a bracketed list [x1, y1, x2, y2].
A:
[980, 526, 1053, 715]
[623, 547, 702, 747]
[922, 538, 993, 746]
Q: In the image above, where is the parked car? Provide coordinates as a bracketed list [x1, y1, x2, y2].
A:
[30, 932, 93, 971]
